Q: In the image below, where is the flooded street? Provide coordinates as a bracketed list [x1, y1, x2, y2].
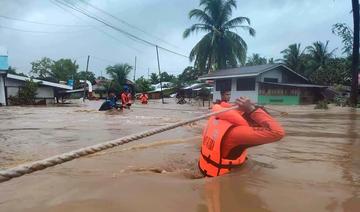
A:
[0, 100, 359, 212]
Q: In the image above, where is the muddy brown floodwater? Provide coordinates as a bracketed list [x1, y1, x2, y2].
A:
[0, 100, 359, 212]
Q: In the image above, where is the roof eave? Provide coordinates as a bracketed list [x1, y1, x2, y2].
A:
[198, 73, 259, 80]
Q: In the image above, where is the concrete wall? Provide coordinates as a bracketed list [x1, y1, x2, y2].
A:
[0, 75, 6, 105]
[213, 78, 258, 103]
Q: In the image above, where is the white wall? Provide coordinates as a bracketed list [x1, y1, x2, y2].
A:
[213, 78, 258, 103]
[260, 68, 282, 82]
[36, 87, 54, 98]
[0, 75, 6, 105]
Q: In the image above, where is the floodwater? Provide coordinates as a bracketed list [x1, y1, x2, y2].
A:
[0, 100, 359, 212]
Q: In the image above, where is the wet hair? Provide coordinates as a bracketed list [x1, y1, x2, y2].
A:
[220, 90, 230, 95]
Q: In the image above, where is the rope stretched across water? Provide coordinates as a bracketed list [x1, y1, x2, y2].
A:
[0, 105, 238, 183]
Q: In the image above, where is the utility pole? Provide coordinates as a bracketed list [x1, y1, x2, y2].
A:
[156, 46, 164, 104]
[83, 55, 90, 102]
[147, 68, 150, 80]
[351, 0, 359, 106]
[134, 56, 137, 82]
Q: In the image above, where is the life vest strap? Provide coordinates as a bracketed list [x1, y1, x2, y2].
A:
[201, 151, 242, 169]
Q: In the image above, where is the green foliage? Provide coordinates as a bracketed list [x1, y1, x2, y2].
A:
[106, 63, 132, 93]
[135, 76, 153, 93]
[160, 71, 176, 82]
[334, 95, 348, 107]
[7, 66, 27, 77]
[76, 71, 96, 84]
[150, 73, 159, 84]
[30, 57, 79, 82]
[9, 80, 39, 105]
[178, 66, 204, 84]
[332, 23, 353, 56]
[279, 43, 306, 75]
[314, 100, 329, 110]
[51, 59, 79, 81]
[184, 0, 255, 71]
[246, 54, 267, 66]
[308, 58, 351, 85]
[30, 57, 53, 79]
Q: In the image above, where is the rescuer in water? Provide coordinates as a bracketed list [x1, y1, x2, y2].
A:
[199, 91, 285, 177]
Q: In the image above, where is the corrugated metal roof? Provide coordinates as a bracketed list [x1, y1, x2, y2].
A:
[199, 64, 279, 80]
[260, 82, 328, 88]
[7, 74, 73, 90]
[198, 64, 309, 82]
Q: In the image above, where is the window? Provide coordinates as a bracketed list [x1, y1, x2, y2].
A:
[236, 78, 255, 91]
[264, 77, 279, 83]
[216, 79, 232, 91]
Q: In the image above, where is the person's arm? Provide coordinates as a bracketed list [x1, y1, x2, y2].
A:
[223, 97, 285, 149]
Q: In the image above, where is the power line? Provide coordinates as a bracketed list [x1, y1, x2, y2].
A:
[50, 0, 142, 53]
[76, 0, 179, 49]
[54, 0, 189, 59]
[0, 24, 91, 34]
[0, 14, 92, 27]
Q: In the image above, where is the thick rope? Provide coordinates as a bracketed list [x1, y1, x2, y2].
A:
[0, 105, 238, 183]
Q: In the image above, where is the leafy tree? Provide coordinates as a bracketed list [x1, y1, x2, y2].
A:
[135, 76, 153, 93]
[268, 58, 275, 64]
[183, 0, 255, 72]
[308, 58, 351, 85]
[7, 66, 27, 77]
[246, 53, 267, 66]
[9, 80, 39, 105]
[332, 23, 353, 56]
[307, 41, 336, 69]
[76, 71, 96, 84]
[160, 71, 176, 82]
[106, 63, 132, 93]
[150, 73, 159, 84]
[279, 43, 306, 75]
[30, 57, 53, 79]
[178, 66, 204, 84]
[50, 59, 79, 82]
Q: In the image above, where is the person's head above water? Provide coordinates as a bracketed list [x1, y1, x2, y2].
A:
[220, 90, 231, 102]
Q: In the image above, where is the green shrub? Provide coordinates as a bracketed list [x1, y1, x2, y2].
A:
[314, 100, 329, 110]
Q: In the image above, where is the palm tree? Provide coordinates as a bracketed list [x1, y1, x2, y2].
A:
[106, 63, 132, 92]
[246, 53, 267, 66]
[184, 0, 255, 72]
[307, 41, 336, 69]
[280, 43, 306, 75]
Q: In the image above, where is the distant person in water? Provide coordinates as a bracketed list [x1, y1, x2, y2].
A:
[99, 90, 121, 111]
[139, 92, 149, 104]
[216, 90, 231, 104]
[121, 89, 132, 109]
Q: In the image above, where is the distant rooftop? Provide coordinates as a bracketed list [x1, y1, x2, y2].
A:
[198, 64, 308, 81]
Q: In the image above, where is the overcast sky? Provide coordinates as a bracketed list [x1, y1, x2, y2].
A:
[0, 0, 353, 79]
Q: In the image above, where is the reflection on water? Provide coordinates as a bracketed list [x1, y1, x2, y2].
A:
[0, 102, 359, 211]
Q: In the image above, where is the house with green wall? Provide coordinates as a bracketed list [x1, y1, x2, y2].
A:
[199, 64, 327, 105]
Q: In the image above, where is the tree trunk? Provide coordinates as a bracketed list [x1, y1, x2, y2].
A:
[350, 0, 359, 107]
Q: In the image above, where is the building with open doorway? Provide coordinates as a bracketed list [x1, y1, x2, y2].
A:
[199, 64, 328, 105]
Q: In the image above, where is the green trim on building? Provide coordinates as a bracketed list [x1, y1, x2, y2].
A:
[258, 95, 299, 105]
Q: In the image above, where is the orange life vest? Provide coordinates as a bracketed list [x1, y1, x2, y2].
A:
[139, 94, 148, 104]
[199, 110, 247, 177]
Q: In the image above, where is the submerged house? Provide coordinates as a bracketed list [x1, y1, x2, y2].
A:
[0, 48, 73, 105]
[199, 64, 327, 105]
